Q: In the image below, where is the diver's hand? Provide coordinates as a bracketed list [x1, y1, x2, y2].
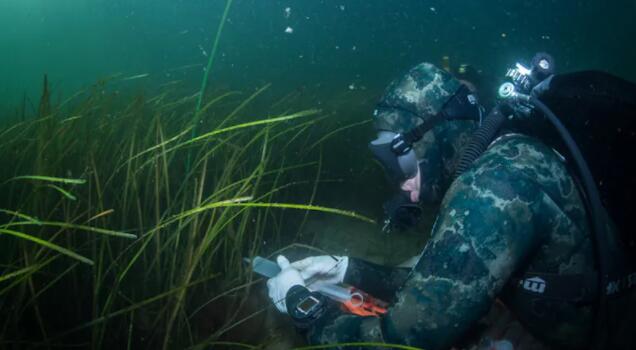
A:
[291, 255, 349, 287]
[266, 255, 305, 314]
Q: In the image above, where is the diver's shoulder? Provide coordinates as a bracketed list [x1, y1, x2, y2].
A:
[480, 133, 564, 167]
[458, 132, 570, 190]
[488, 132, 551, 151]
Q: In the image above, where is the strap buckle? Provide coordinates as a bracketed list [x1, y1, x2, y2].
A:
[390, 133, 412, 155]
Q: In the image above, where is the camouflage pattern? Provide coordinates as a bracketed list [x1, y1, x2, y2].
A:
[373, 63, 476, 203]
[304, 133, 597, 349]
[374, 62, 462, 134]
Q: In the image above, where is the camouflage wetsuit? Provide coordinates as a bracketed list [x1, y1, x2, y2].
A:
[301, 63, 599, 349]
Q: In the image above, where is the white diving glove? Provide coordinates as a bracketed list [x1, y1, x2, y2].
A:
[290, 255, 349, 289]
[266, 255, 305, 314]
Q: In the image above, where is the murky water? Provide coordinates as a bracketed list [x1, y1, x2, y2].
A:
[1, 1, 635, 348]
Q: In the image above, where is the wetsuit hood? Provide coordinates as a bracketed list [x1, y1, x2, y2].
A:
[372, 63, 478, 203]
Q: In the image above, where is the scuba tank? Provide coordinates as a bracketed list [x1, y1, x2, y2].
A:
[493, 54, 636, 256]
[532, 71, 636, 252]
[458, 53, 636, 250]
[454, 52, 636, 349]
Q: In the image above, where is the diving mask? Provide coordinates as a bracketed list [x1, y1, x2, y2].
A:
[368, 131, 419, 186]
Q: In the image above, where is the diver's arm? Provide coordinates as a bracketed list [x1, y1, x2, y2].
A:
[293, 170, 550, 349]
[288, 255, 409, 301]
[342, 258, 411, 302]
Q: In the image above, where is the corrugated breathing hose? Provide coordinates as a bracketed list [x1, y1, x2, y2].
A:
[453, 106, 506, 179]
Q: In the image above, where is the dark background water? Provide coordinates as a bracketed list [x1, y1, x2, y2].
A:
[2, 0, 636, 107]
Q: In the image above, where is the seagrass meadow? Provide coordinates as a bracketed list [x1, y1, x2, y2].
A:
[0, 72, 384, 348]
[0, 0, 385, 347]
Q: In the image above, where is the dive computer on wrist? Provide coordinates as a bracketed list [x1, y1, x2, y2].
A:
[286, 285, 326, 328]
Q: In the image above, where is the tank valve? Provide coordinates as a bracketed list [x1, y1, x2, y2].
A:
[498, 82, 531, 102]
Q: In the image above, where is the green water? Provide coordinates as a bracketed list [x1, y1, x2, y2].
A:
[1, 1, 635, 348]
[2, 0, 636, 108]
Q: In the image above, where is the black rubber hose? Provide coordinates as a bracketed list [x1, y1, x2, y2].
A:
[528, 96, 615, 349]
[453, 106, 506, 179]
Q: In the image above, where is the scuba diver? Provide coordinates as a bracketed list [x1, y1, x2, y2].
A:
[265, 57, 636, 349]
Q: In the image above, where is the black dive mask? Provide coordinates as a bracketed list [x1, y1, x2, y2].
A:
[368, 132, 418, 185]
